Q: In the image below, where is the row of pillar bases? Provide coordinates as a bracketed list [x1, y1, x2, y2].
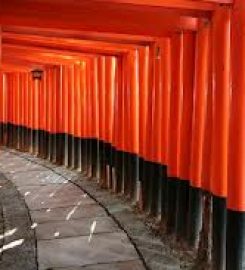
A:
[0, 123, 244, 270]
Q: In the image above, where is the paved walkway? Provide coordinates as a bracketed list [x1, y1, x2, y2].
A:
[0, 149, 145, 270]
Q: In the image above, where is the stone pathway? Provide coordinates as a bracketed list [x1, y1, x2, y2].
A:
[0, 149, 145, 270]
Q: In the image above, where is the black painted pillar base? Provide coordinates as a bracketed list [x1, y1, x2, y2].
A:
[150, 163, 162, 218]
[161, 165, 168, 223]
[55, 133, 65, 165]
[115, 150, 124, 193]
[187, 186, 203, 248]
[81, 138, 87, 172]
[76, 137, 82, 171]
[106, 144, 110, 187]
[226, 209, 245, 270]
[68, 134, 74, 168]
[86, 139, 93, 178]
[17, 125, 22, 150]
[38, 130, 44, 158]
[47, 132, 52, 161]
[123, 152, 131, 197]
[212, 196, 227, 270]
[51, 133, 57, 163]
[23, 127, 29, 152]
[28, 127, 32, 152]
[129, 153, 138, 202]
[98, 140, 106, 186]
[142, 161, 154, 213]
[72, 137, 80, 169]
[176, 179, 190, 239]
[137, 157, 145, 210]
[64, 134, 69, 167]
[91, 139, 98, 178]
[31, 129, 39, 155]
[7, 123, 13, 148]
[43, 130, 49, 159]
[85, 139, 91, 177]
[166, 177, 178, 234]
[110, 145, 117, 191]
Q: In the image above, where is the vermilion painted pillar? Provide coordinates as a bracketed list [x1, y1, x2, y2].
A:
[63, 66, 70, 167]
[33, 76, 40, 155]
[150, 42, 164, 217]
[104, 57, 116, 188]
[177, 32, 195, 239]
[69, 65, 76, 168]
[227, 1, 245, 269]
[80, 62, 87, 172]
[20, 73, 25, 150]
[189, 19, 210, 248]
[211, 6, 231, 270]
[160, 38, 171, 222]
[23, 73, 29, 151]
[56, 65, 65, 165]
[138, 46, 149, 208]
[111, 57, 119, 192]
[86, 61, 93, 177]
[52, 67, 59, 163]
[142, 44, 154, 212]
[98, 56, 106, 185]
[90, 58, 99, 178]
[114, 56, 124, 193]
[27, 73, 32, 152]
[167, 32, 183, 234]
[11, 75, 16, 148]
[17, 73, 23, 150]
[72, 64, 80, 170]
[128, 50, 139, 201]
[67, 66, 74, 168]
[28, 73, 34, 153]
[122, 54, 130, 195]
[46, 68, 53, 161]
[12, 74, 17, 148]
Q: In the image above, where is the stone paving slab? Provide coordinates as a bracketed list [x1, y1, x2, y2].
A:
[17, 184, 87, 204]
[6, 170, 67, 186]
[38, 232, 139, 270]
[35, 216, 120, 240]
[30, 204, 107, 224]
[25, 194, 95, 211]
[0, 160, 46, 174]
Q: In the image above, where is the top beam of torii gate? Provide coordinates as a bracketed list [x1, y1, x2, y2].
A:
[92, 0, 233, 10]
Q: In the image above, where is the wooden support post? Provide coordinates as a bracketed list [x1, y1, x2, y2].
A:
[211, 6, 231, 270]
[167, 32, 184, 234]
[189, 19, 210, 248]
[227, 1, 245, 269]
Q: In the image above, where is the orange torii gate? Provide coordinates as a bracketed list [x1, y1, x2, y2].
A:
[1, 0, 245, 269]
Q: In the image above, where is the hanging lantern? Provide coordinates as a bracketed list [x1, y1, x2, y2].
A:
[31, 69, 43, 80]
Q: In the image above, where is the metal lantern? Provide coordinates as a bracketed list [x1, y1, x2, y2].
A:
[31, 69, 43, 80]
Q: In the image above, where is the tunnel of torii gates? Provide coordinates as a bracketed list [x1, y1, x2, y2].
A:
[1, 0, 245, 269]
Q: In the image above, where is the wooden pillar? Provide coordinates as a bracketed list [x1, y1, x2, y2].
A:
[211, 6, 231, 270]
[227, 1, 245, 269]
[167, 32, 184, 233]
[189, 19, 210, 248]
